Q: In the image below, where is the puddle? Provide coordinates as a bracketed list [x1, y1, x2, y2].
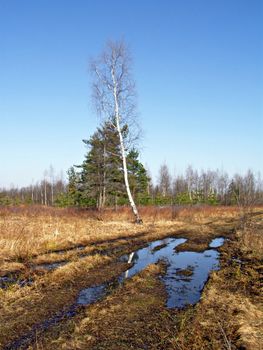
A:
[118, 237, 224, 308]
[77, 284, 107, 305]
[31, 249, 109, 273]
[1, 252, 106, 290]
[77, 238, 188, 308]
[0, 275, 33, 289]
[0, 262, 67, 290]
[33, 261, 68, 271]
[4, 284, 110, 350]
[209, 237, 225, 248]
[118, 238, 187, 282]
[33, 249, 109, 272]
[163, 249, 221, 308]
[5, 236, 225, 349]
[46, 244, 85, 255]
[0, 276, 16, 289]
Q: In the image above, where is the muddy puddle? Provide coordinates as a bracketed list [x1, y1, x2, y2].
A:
[70, 235, 224, 309]
[209, 237, 225, 248]
[1, 256, 95, 290]
[0, 276, 16, 289]
[0, 262, 68, 290]
[32, 261, 68, 271]
[118, 237, 224, 308]
[5, 236, 225, 349]
[0, 275, 33, 289]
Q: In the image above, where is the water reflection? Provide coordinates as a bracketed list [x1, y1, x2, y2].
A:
[119, 238, 186, 281]
[118, 237, 224, 308]
[209, 237, 225, 248]
[164, 249, 220, 308]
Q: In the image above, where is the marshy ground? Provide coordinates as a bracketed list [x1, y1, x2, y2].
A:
[0, 206, 262, 349]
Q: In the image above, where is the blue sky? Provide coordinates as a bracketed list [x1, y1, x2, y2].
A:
[0, 0, 262, 187]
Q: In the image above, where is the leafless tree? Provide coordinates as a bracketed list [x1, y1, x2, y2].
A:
[185, 165, 195, 202]
[90, 40, 142, 223]
[172, 175, 187, 198]
[49, 165, 55, 206]
[216, 170, 229, 205]
[43, 170, 48, 206]
[158, 163, 172, 197]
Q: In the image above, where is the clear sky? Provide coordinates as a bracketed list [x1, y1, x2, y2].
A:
[0, 0, 262, 187]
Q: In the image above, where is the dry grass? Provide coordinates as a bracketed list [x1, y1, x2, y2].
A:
[0, 205, 239, 262]
[0, 205, 240, 272]
[30, 210, 263, 350]
[0, 205, 262, 350]
[173, 213, 263, 350]
[237, 218, 263, 260]
[0, 256, 128, 348]
[29, 263, 176, 350]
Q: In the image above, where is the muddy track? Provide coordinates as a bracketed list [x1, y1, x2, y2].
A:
[3, 236, 226, 350]
[1, 223, 233, 290]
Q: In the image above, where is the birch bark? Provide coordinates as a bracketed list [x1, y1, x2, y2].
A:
[91, 40, 142, 223]
[111, 68, 142, 223]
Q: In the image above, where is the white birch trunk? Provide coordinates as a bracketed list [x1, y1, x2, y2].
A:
[112, 77, 142, 224]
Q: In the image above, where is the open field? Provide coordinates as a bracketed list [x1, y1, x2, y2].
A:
[0, 205, 262, 349]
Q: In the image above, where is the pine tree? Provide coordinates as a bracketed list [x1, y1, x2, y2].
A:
[77, 122, 123, 209]
[127, 149, 151, 204]
[66, 166, 81, 206]
[72, 122, 149, 209]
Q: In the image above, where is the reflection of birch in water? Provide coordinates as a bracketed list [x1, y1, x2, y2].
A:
[128, 252, 135, 264]
[125, 252, 134, 278]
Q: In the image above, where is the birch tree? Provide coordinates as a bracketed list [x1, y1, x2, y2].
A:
[90, 40, 142, 223]
[158, 163, 172, 197]
[186, 165, 194, 202]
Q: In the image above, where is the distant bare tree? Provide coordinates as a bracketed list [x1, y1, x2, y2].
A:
[158, 163, 172, 197]
[90, 40, 142, 223]
[216, 170, 229, 205]
[43, 170, 48, 206]
[49, 165, 55, 206]
[172, 175, 187, 197]
[185, 165, 195, 202]
[30, 179, 34, 204]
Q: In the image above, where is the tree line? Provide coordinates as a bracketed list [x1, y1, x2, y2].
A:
[154, 164, 263, 207]
[0, 167, 66, 206]
[1, 160, 262, 208]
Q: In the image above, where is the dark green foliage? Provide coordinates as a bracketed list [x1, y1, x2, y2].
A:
[68, 122, 150, 209]
[0, 194, 13, 205]
[127, 149, 150, 203]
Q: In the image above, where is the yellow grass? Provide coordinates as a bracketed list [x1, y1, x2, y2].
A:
[0, 205, 240, 263]
[0, 205, 261, 349]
